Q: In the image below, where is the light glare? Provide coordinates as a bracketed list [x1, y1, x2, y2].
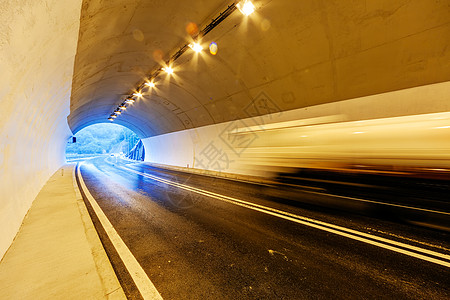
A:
[163, 66, 174, 75]
[145, 81, 156, 88]
[189, 42, 203, 53]
[237, 0, 255, 16]
[133, 92, 142, 97]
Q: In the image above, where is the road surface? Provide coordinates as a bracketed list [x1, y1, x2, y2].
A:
[76, 157, 450, 299]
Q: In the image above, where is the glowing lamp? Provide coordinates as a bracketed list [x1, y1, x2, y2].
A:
[145, 81, 156, 88]
[162, 66, 174, 75]
[237, 0, 255, 16]
[189, 42, 203, 53]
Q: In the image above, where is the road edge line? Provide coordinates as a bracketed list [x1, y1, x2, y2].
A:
[72, 163, 127, 299]
[76, 163, 163, 300]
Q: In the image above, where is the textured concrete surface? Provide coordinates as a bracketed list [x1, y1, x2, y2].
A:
[0, 0, 83, 258]
[68, 0, 450, 136]
[0, 164, 125, 300]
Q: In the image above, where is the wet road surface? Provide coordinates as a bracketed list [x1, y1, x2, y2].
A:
[77, 157, 450, 299]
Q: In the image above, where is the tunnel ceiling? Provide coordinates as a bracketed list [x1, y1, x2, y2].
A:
[68, 0, 450, 137]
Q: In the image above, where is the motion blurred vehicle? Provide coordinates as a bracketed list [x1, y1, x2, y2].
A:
[230, 112, 450, 231]
[232, 112, 450, 178]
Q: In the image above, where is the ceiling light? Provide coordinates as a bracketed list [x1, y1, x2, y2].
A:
[110, 114, 117, 118]
[145, 81, 155, 88]
[108, 117, 114, 121]
[133, 92, 142, 97]
[125, 98, 135, 104]
[237, 0, 255, 16]
[162, 66, 174, 75]
[189, 42, 203, 53]
[115, 110, 122, 115]
[119, 105, 127, 110]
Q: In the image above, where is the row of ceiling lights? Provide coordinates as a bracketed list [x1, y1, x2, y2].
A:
[108, 0, 255, 122]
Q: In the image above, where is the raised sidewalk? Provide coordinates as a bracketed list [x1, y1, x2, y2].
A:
[0, 164, 126, 299]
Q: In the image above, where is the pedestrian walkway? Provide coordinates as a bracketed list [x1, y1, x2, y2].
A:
[0, 164, 125, 299]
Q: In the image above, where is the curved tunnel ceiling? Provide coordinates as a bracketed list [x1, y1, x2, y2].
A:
[68, 0, 450, 137]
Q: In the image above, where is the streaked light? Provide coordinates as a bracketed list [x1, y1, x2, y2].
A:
[145, 81, 155, 88]
[115, 110, 122, 115]
[125, 98, 135, 104]
[209, 42, 218, 55]
[162, 66, 174, 75]
[133, 92, 142, 97]
[189, 42, 203, 53]
[110, 114, 117, 118]
[108, 117, 114, 121]
[119, 105, 127, 110]
[433, 126, 450, 129]
[352, 131, 365, 134]
[236, 0, 255, 16]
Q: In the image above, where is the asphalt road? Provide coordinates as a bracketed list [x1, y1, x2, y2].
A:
[77, 157, 450, 299]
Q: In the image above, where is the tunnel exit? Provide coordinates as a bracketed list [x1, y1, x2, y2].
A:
[66, 123, 144, 163]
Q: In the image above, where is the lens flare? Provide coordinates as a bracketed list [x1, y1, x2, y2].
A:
[209, 42, 218, 55]
[186, 22, 199, 37]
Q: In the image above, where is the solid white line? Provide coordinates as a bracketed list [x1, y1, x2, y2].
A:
[77, 164, 163, 300]
[121, 165, 450, 268]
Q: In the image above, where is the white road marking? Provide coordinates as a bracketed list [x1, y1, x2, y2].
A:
[121, 164, 450, 268]
[303, 190, 450, 216]
[76, 163, 163, 300]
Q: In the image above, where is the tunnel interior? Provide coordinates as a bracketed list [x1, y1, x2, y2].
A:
[68, 0, 450, 138]
[1, 0, 449, 260]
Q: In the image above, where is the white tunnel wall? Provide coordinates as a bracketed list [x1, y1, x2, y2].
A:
[142, 81, 450, 177]
[0, 0, 82, 258]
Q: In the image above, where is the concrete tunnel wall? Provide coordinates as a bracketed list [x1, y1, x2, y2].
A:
[0, 0, 82, 258]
